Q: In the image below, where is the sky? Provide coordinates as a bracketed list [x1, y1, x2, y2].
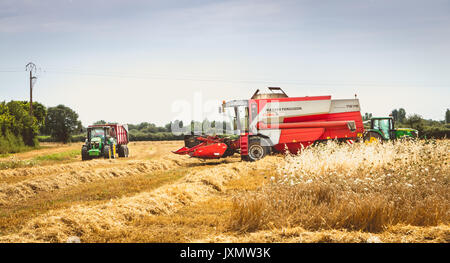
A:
[0, 0, 449, 126]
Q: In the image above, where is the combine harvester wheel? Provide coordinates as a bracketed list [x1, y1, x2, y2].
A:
[247, 137, 271, 162]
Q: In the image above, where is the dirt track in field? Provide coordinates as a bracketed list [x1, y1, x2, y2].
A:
[0, 141, 447, 243]
[0, 143, 80, 161]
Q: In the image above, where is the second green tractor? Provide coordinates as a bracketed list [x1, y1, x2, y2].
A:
[363, 117, 418, 143]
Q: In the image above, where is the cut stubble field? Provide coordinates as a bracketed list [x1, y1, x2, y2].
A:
[0, 140, 448, 243]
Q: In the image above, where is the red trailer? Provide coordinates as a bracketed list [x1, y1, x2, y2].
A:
[174, 88, 364, 161]
[88, 124, 129, 145]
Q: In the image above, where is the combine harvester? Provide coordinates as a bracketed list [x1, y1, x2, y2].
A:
[174, 87, 366, 161]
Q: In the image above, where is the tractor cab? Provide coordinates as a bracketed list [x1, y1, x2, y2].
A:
[87, 126, 115, 145]
[370, 117, 394, 140]
[88, 127, 107, 140]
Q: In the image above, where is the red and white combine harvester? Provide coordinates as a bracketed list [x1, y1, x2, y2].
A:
[173, 87, 364, 161]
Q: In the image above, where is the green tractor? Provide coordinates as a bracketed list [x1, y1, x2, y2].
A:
[81, 124, 129, 161]
[364, 117, 418, 143]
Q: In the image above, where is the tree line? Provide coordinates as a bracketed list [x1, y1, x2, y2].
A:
[2, 99, 449, 154]
[0, 101, 83, 153]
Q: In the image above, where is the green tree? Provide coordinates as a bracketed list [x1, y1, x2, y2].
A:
[6, 101, 39, 146]
[45, 105, 80, 143]
[138, 122, 149, 130]
[169, 120, 184, 134]
[391, 109, 399, 122]
[406, 114, 423, 127]
[179, 121, 183, 131]
[362, 112, 372, 121]
[32, 102, 47, 128]
[202, 119, 211, 134]
[398, 108, 406, 123]
[0, 101, 44, 151]
[405, 114, 425, 136]
[446, 109, 450, 124]
[165, 122, 172, 132]
[146, 123, 158, 133]
[17, 101, 47, 130]
[0, 102, 14, 135]
[76, 121, 84, 133]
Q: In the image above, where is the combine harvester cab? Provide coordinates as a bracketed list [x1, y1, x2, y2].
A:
[174, 87, 364, 161]
[81, 124, 130, 161]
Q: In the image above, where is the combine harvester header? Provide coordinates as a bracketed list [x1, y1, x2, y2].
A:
[174, 87, 364, 161]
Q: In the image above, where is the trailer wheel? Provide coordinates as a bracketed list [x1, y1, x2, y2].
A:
[247, 138, 270, 162]
[103, 145, 111, 159]
[124, 145, 129, 157]
[118, 145, 125, 157]
[81, 146, 90, 161]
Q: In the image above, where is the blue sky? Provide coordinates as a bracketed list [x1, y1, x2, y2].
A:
[0, 0, 449, 125]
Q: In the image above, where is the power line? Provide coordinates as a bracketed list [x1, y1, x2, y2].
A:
[43, 69, 450, 88]
[0, 66, 26, 72]
[1, 66, 449, 88]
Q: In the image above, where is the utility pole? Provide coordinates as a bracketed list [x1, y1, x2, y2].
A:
[25, 62, 37, 116]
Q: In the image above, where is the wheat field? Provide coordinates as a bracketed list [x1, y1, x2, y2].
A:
[0, 140, 448, 243]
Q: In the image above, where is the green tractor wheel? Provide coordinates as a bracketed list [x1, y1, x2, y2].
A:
[364, 131, 383, 144]
[111, 145, 115, 159]
[81, 146, 90, 161]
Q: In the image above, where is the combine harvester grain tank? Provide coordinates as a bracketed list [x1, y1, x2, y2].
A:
[174, 87, 365, 161]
